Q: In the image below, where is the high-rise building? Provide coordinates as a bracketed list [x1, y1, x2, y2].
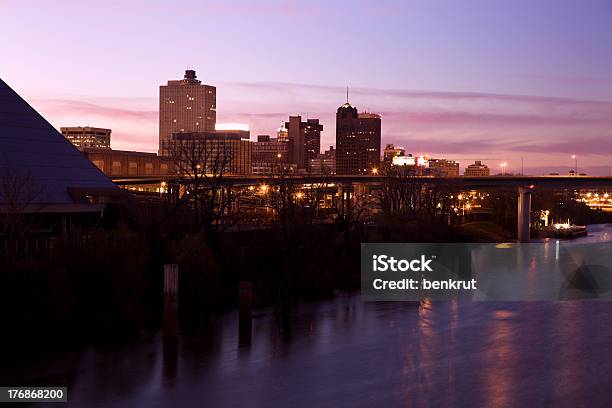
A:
[251, 135, 290, 174]
[383, 144, 404, 162]
[285, 116, 323, 171]
[252, 136, 289, 163]
[168, 131, 251, 175]
[60, 126, 111, 150]
[159, 70, 216, 156]
[464, 160, 490, 176]
[335, 100, 381, 175]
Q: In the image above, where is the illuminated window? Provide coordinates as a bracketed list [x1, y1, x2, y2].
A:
[128, 162, 138, 176]
[92, 159, 104, 171]
[111, 161, 121, 175]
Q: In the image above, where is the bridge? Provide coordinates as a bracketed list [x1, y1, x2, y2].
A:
[113, 175, 612, 242]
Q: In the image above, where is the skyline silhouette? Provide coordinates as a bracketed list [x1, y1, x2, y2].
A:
[2, 0, 611, 173]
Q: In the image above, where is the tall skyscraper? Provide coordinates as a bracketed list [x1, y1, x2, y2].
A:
[159, 69, 216, 156]
[335, 98, 381, 175]
[285, 116, 323, 170]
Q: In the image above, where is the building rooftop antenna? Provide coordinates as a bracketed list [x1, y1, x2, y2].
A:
[346, 86, 349, 104]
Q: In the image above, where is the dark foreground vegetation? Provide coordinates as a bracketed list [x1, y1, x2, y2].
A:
[2, 162, 611, 358]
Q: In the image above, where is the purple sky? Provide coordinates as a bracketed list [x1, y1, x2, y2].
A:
[2, 0, 612, 174]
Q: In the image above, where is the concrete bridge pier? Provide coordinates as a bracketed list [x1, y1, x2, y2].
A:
[354, 182, 368, 198]
[337, 182, 353, 214]
[517, 186, 533, 243]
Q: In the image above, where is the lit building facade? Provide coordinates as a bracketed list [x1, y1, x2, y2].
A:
[383, 144, 405, 162]
[83, 148, 174, 178]
[167, 131, 251, 175]
[427, 158, 460, 177]
[159, 70, 216, 156]
[252, 135, 289, 162]
[277, 122, 289, 142]
[309, 146, 336, 175]
[464, 160, 490, 176]
[335, 102, 381, 174]
[61, 126, 111, 150]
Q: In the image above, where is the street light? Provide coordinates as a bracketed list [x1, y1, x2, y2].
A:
[500, 162, 507, 176]
[572, 155, 577, 175]
[371, 167, 378, 175]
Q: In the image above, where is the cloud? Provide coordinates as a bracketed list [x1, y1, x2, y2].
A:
[24, 82, 612, 172]
[226, 81, 612, 106]
[508, 137, 612, 156]
[379, 110, 612, 126]
[31, 98, 157, 122]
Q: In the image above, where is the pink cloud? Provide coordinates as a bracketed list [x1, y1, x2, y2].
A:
[24, 82, 612, 173]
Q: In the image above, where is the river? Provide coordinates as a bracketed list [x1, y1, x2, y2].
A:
[3, 225, 612, 407]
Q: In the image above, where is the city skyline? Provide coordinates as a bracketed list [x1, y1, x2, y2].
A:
[2, 0, 612, 174]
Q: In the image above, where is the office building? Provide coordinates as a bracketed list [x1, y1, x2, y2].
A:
[309, 146, 336, 175]
[285, 116, 323, 171]
[427, 158, 460, 177]
[336, 100, 381, 175]
[252, 135, 289, 173]
[60, 126, 111, 150]
[392, 154, 416, 167]
[167, 131, 251, 175]
[464, 160, 490, 176]
[159, 69, 216, 156]
[214, 123, 250, 140]
[383, 144, 405, 162]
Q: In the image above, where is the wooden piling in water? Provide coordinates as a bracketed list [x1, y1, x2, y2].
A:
[238, 282, 252, 342]
[239, 282, 252, 323]
[163, 264, 179, 337]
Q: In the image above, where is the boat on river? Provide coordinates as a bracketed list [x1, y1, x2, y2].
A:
[538, 221, 587, 239]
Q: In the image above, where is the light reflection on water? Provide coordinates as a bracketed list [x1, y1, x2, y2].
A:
[4, 226, 612, 408]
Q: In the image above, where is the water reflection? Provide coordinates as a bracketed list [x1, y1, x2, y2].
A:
[3, 226, 612, 407]
[4, 298, 612, 407]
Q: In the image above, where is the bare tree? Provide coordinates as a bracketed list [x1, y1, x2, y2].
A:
[167, 135, 251, 238]
[377, 165, 423, 215]
[331, 182, 372, 241]
[262, 164, 327, 243]
[0, 168, 46, 258]
[376, 166, 459, 238]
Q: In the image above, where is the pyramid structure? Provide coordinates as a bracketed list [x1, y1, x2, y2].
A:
[0, 78, 117, 206]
